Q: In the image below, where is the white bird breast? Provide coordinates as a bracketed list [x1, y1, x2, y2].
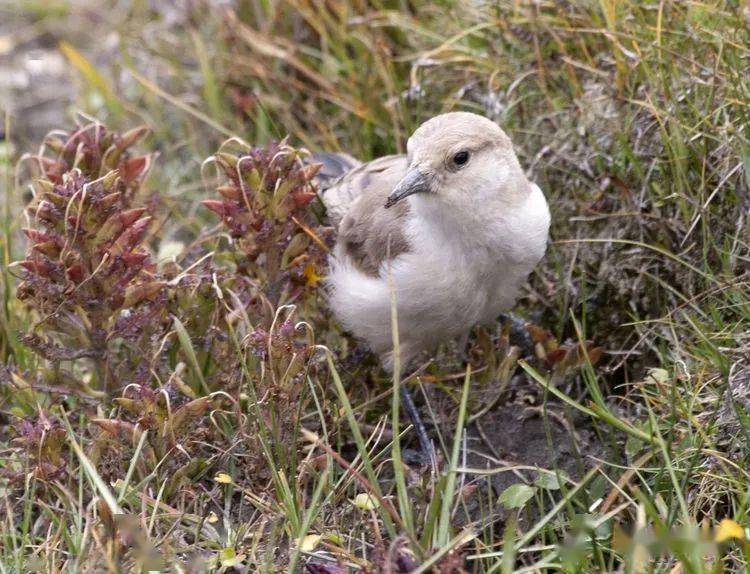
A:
[327, 182, 550, 365]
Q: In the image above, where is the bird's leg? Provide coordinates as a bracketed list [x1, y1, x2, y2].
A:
[399, 382, 436, 468]
[499, 312, 534, 356]
[457, 331, 472, 363]
[384, 348, 436, 467]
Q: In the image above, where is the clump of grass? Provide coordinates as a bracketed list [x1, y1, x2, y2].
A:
[221, 5, 419, 158]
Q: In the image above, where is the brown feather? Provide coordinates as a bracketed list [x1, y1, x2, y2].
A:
[322, 154, 412, 276]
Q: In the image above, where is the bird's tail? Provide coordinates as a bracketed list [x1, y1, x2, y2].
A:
[309, 152, 361, 191]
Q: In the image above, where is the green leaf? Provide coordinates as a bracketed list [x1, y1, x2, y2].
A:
[535, 472, 564, 490]
[173, 317, 209, 395]
[219, 547, 245, 568]
[499, 484, 536, 509]
[64, 419, 122, 515]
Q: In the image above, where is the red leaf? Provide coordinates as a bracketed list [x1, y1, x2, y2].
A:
[21, 258, 56, 278]
[545, 347, 567, 367]
[120, 207, 147, 228]
[121, 251, 149, 267]
[121, 155, 151, 183]
[201, 199, 229, 217]
[123, 281, 165, 307]
[108, 216, 151, 256]
[92, 418, 139, 441]
[119, 126, 150, 149]
[33, 240, 61, 257]
[216, 185, 241, 201]
[23, 228, 55, 243]
[66, 264, 84, 283]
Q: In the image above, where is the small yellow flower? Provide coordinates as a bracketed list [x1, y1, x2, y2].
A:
[214, 472, 233, 484]
[352, 493, 379, 511]
[303, 263, 322, 286]
[300, 534, 321, 552]
[715, 519, 745, 543]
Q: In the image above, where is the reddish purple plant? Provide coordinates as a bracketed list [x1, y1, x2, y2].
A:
[3, 412, 67, 483]
[242, 311, 314, 466]
[202, 138, 328, 305]
[15, 122, 166, 394]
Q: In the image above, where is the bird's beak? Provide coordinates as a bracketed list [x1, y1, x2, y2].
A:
[385, 169, 431, 208]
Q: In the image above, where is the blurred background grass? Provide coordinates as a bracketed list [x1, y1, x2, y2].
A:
[1, 0, 749, 572]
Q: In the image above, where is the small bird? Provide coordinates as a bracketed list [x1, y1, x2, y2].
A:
[317, 112, 550, 370]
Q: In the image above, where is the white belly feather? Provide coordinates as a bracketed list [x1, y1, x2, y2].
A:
[327, 184, 549, 365]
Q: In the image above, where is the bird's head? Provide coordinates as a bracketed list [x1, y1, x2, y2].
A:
[385, 112, 530, 210]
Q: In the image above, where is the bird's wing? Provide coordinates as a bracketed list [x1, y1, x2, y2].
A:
[320, 154, 412, 277]
[311, 152, 362, 192]
[318, 154, 406, 225]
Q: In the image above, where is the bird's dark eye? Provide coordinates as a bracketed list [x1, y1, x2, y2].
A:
[452, 151, 470, 167]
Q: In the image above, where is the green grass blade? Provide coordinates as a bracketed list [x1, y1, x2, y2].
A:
[173, 316, 210, 395]
[436, 364, 471, 547]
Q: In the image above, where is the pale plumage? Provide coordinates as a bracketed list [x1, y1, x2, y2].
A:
[318, 112, 550, 369]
